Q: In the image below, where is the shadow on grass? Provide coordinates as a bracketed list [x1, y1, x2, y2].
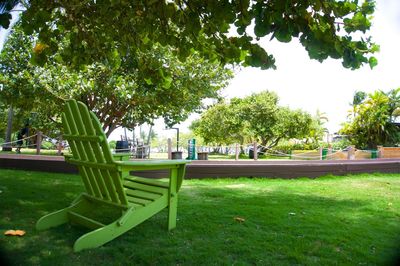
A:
[1, 170, 399, 265]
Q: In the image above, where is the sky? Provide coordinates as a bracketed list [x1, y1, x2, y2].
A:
[0, 2, 399, 141]
[222, 0, 400, 135]
[117, 0, 400, 141]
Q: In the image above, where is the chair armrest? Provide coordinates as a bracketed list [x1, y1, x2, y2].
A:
[115, 159, 189, 171]
[115, 160, 189, 192]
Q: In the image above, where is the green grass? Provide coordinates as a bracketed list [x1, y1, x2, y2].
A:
[1, 169, 400, 265]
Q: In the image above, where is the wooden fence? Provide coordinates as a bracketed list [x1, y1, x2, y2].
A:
[378, 146, 400, 158]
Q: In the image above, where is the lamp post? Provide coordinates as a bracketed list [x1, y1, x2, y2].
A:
[170, 127, 179, 151]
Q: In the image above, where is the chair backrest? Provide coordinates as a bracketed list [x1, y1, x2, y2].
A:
[62, 100, 128, 206]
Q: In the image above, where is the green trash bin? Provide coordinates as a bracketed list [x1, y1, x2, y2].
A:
[322, 148, 328, 160]
[371, 150, 378, 159]
[187, 139, 196, 160]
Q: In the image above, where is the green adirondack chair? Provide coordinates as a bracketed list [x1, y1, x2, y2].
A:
[36, 100, 188, 252]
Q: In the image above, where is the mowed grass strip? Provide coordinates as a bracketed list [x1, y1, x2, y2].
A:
[0, 169, 399, 265]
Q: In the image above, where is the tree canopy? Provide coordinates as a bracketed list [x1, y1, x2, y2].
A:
[340, 89, 400, 149]
[1, 0, 379, 71]
[0, 25, 232, 136]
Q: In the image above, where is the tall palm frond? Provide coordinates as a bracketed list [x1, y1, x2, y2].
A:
[0, 0, 20, 29]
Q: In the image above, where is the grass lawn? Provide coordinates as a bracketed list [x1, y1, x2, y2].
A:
[1, 169, 399, 265]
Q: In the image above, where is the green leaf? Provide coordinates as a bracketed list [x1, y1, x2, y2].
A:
[368, 57, 378, 69]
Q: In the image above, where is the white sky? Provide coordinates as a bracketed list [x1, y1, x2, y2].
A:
[222, 0, 400, 135]
[123, 0, 400, 141]
[0, 2, 399, 141]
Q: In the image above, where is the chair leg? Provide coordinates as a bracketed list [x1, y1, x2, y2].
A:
[73, 208, 146, 252]
[168, 194, 178, 231]
[36, 195, 87, 230]
[73, 221, 123, 252]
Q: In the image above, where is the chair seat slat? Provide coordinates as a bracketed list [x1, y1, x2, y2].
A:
[124, 189, 161, 201]
[124, 176, 170, 188]
[125, 195, 148, 206]
[68, 211, 105, 230]
[124, 180, 167, 195]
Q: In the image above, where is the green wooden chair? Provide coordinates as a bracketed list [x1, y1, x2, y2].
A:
[36, 100, 188, 252]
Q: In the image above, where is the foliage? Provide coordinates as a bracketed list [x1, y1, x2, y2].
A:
[1, 169, 400, 265]
[0, 25, 49, 136]
[340, 89, 400, 149]
[192, 91, 316, 149]
[40, 140, 55, 150]
[108, 140, 116, 150]
[274, 141, 321, 154]
[0, 25, 232, 137]
[14, 0, 379, 72]
[307, 110, 328, 144]
[190, 101, 244, 146]
[331, 138, 352, 150]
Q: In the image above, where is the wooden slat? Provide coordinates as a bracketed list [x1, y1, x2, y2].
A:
[100, 170, 119, 203]
[110, 171, 128, 205]
[76, 102, 122, 204]
[125, 194, 152, 205]
[124, 189, 161, 200]
[89, 112, 115, 164]
[125, 176, 169, 188]
[124, 180, 167, 195]
[68, 211, 105, 230]
[126, 200, 145, 208]
[82, 193, 127, 210]
[67, 159, 117, 171]
[64, 105, 102, 197]
[70, 101, 108, 200]
[63, 134, 104, 142]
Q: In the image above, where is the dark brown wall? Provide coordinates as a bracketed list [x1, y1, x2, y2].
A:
[1, 154, 399, 179]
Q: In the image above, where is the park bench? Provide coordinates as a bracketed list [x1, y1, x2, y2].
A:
[36, 100, 188, 252]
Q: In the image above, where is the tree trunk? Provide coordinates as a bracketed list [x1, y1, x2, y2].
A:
[2, 105, 13, 151]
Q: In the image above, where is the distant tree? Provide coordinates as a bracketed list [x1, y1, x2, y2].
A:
[349, 90, 368, 119]
[192, 91, 315, 150]
[307, 110, 329, 144]
[190, 101, 245, 147]
[340, 89, 400, 149]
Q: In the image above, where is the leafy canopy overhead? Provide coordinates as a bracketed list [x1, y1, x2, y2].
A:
[11, 0, 378, 70]
[0, 25, 232, 137]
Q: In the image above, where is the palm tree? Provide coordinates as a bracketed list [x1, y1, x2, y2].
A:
[0, 1, 20, 29]
[349, 91, 367, 119]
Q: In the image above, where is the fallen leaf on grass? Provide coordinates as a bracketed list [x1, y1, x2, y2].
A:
[234, 217, 245, 223]
[4, 230, 26, 236]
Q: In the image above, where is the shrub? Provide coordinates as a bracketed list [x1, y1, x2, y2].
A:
[41, 140, 55, 150]
[331, 138, 352, 150]
[273, 142, 320, 154]
[109, 140, 117, 150]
